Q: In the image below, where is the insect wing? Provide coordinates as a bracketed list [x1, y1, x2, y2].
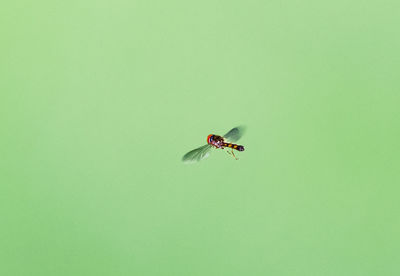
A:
[223, 126, 246, 142]
[182, 144, 212, 163]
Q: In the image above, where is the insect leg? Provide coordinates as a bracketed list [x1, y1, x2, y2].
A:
[231, 148, 238, 160]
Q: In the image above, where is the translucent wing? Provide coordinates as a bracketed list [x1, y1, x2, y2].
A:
[182, 144, 212, 164]
[223, 126, 246, 142]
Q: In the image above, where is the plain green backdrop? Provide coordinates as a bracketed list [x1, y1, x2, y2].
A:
[1, 0, 399, 275]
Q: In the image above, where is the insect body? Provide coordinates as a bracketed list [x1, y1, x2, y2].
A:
[207, 134, 245, 151]
[182, 126, 246, 163]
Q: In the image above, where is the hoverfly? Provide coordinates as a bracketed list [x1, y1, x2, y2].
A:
[182, 126, 246, 163]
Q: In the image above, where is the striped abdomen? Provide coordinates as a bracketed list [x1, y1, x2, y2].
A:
[223, 142, 245, 151]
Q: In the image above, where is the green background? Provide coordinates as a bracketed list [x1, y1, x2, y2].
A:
[1, 0, 399, 275]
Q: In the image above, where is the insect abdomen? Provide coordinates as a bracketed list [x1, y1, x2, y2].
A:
[223, 143, 245, 151]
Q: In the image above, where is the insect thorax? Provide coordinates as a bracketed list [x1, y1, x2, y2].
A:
[210, 135, 225, 147]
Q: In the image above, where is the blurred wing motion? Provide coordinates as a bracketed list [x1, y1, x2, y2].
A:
[223, 126, 246, 142]
[182, 144, 212, 164]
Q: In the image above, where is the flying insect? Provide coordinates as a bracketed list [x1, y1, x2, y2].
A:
[182, 126, 246, 163]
